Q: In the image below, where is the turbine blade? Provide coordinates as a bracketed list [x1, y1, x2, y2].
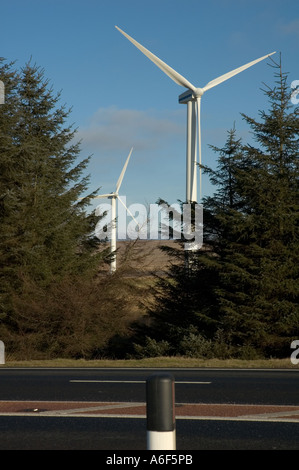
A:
[203, 52, 276, 92]
[117, 196, 141, 229]
[116, 147, 133, 193]
[115, 26, 196, 91]
[92, 193, 116, 199]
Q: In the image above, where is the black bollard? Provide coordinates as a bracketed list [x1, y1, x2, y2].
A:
[146, 373, 176, 450]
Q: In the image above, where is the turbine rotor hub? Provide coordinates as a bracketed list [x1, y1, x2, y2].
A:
[194, 87, 204, 98]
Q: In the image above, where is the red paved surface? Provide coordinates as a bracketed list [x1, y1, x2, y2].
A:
[1, 401, 299, 421]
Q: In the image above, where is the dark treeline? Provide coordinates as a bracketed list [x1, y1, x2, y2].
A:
[0, 57, 298, 360]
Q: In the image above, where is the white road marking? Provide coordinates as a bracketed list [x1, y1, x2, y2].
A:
[177, 381, 211, 385]
[70, 380, 145, 383]
[69, 380, 211, 384]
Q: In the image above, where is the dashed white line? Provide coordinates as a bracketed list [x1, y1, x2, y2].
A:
[70, 380, 145, 384]
[69, 380, 211, 384]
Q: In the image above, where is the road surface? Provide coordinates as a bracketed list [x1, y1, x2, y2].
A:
[0, 367, 299, 450]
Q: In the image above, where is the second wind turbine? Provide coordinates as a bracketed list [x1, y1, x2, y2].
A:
[116, 26, 275, 203]
[93, 148, 137, 273]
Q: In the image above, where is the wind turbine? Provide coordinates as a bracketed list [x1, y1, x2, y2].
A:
[92, 147, 138, 273]
[115, 25, 275, 202]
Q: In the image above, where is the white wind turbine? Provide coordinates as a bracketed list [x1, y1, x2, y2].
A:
[92, 147, 138, 273]
[116, 26, 275, 202]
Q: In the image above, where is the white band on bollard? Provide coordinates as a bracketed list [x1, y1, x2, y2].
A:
[147, 430, 176, 450]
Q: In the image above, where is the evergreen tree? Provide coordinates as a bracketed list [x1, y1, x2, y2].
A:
[217, 57, 299, 356]
[0, 58, 22, 319]
[202, 125, 245, 248]
[0, 60, 102, 332]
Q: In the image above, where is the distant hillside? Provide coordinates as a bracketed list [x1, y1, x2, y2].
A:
[98, 239, 183, 276]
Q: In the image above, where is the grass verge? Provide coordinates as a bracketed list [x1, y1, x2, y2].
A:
[1, 356, 298, 368]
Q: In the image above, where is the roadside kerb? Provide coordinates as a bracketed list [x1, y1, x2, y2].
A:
[1, 401, 299, 422]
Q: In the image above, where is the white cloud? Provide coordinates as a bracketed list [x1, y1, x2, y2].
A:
[77, 106, 184, 154]
[280, 19, 299, 36]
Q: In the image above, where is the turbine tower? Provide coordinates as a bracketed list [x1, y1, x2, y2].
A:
[92, 147, 137, 273]
[115, 26, 275, 202]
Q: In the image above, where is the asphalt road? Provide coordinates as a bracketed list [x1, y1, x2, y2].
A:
[1, 367, 299, 451]
[1, 367, 299, 404]
[2, 415, 299, 451]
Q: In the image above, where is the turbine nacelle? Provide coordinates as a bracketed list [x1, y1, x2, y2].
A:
[178, 88, 204, 104]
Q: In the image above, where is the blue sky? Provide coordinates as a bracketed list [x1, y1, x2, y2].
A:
[1, 0, 298, 211]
